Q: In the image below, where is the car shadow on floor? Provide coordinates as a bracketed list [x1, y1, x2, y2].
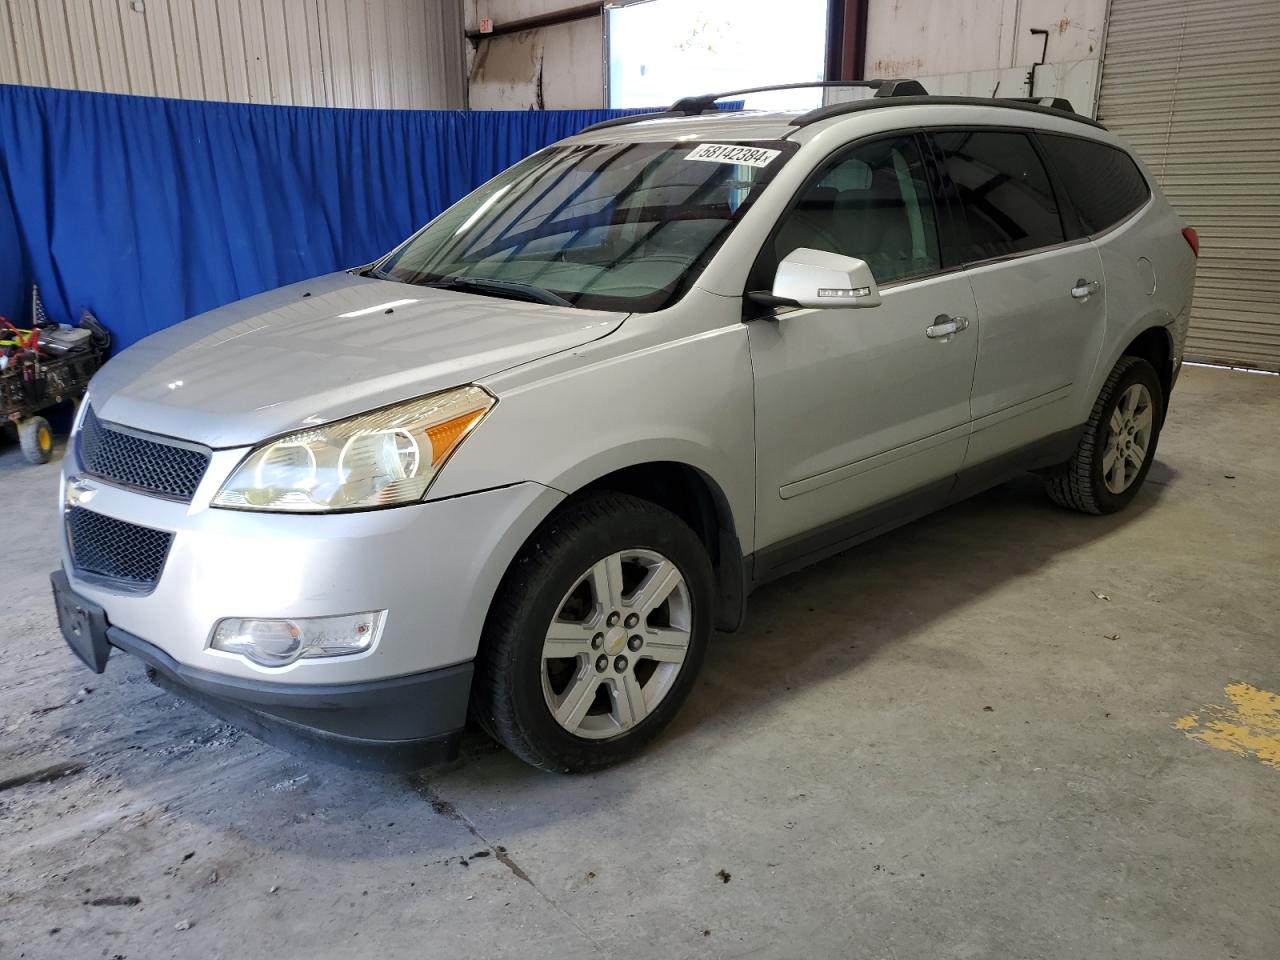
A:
[674, 465, 1175, 743]
[64, 464, 1175, 858]
[434, 462, 1177, 790]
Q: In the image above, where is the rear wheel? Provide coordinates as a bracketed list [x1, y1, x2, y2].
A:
[1044, 355, 1164, 514]
[472, 492, 713, 773]
[18, 416, 53, 464]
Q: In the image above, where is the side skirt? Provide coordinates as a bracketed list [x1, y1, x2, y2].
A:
[747, 425, 1084, 590]
[950, 423, 1083, 502]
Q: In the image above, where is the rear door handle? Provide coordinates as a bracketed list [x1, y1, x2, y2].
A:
[926, 314, 969, 339]
[1071, 279, 1100, 300]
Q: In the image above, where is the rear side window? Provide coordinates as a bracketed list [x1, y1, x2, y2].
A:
[1039, 134, 1150, 233]
[933, 130, 1064, 261]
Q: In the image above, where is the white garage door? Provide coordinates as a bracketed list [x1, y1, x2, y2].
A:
[1097, 0, 1280, 371]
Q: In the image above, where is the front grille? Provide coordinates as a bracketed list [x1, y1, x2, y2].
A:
[66, 506, 173, 589]
[79, 406, 210, 502]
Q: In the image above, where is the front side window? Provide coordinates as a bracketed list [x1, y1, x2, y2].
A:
[934, 130, 1064, 261]
[374, 140, 792, 312]
[1039, 133, 1150, 234]
[771, 134, 941, 285]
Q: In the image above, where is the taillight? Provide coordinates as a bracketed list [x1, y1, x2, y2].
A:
[1182, 226, 1200, 258]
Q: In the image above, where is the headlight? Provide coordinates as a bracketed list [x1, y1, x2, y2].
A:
[212, 386, 494, 512]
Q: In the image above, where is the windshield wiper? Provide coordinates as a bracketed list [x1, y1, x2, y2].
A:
[421, 275, 573, 307]
[358, 264, 395, 281]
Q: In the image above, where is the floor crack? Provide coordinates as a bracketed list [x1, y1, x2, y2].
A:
[407, 774, 605, 954]
[0, 760, 85, 792]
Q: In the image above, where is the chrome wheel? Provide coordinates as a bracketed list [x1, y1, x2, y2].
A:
[541, 549, 692, 740]
[1103, 382, 1154, 494]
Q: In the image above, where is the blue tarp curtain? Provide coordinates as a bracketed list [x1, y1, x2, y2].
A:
[0, 84, 652, 351]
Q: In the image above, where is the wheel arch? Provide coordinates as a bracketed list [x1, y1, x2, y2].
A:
[566, 460, 747, 632]
[483, 445, 749, 635]
[1119, 325, 1174, 419]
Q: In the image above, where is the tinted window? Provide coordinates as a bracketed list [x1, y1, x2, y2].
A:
[934, 130, 1064, 261]
[1040, 134, 1150, 233]
[771, 134, 940, 284]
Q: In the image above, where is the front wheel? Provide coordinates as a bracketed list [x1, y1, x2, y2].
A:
[1044, 355, 1164, 514]
[472, 492, 714, 773]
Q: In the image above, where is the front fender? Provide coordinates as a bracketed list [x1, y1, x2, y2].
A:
[428, 321, 757, 553]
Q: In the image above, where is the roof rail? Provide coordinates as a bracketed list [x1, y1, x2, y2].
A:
[789, 94, 1105, 130]
[576, 79, 928, 135]
[1000, 96, 1079, 114]
[668, 79, 927, 116]
[576, 110, 681, 135]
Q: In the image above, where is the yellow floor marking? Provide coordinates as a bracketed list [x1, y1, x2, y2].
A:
[1175, 682, 1280, 770]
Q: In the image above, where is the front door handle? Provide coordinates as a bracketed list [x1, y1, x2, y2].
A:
[1071, 279, 1100, 300]
[926, 314, 969, 339]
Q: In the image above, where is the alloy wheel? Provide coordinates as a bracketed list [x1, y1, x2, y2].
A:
[541, 549, 692, 740]
[1102, 382, 1154, 494]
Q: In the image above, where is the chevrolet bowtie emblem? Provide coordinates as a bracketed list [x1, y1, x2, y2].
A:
[66, 477, 98, 506]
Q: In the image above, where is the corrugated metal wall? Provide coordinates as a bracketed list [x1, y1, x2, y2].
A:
[1098, 0, 1280, 371]
[0, 0, 465, 109]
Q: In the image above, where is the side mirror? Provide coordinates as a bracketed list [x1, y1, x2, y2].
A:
[750, 247, 882, 310]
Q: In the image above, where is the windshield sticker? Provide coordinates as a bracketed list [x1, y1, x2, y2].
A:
[685, 143, 781, 168]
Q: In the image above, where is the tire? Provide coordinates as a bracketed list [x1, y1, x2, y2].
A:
[472, 492, 714, 773]
[18, 416, 54, 464]
[1044, 355, 1164, 515]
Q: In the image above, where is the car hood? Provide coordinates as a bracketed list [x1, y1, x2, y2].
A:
[90, 272, 626, 448]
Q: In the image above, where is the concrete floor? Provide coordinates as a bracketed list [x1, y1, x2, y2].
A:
[1, 364, 1277, 960]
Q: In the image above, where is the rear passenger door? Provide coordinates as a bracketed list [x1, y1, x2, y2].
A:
[930, 129, 1106, 465]
[1038, 131, 1158, 380]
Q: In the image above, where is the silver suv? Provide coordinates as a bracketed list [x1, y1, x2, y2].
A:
[51, 83, 1198, 773]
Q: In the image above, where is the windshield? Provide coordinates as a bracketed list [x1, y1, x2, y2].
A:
[373, 139, 794, 311]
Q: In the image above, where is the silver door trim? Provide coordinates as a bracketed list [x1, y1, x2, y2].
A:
[779, 421, 970, 500]
[969, 384, 1074, 435]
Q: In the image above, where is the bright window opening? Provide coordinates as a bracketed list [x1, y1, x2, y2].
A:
[607, 0, 830, 110]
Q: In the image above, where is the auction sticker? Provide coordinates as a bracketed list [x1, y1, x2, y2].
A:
[685, 143, 781, 168]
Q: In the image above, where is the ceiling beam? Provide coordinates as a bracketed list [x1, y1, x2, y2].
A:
[465, 3, 603, 46]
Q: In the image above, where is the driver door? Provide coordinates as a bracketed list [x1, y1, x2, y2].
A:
[747, 133, 978, 578]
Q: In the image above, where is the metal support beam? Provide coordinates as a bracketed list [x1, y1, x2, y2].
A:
[465, 2, 603, 47]
[826, 0, 869, 81]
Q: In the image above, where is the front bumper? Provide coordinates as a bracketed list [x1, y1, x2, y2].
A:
[58, 471, 563, 684]
[54, 441, 565, 767]
[53, 568, 472, 770]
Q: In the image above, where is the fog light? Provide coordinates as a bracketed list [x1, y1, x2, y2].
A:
[210, 611, 384, 667]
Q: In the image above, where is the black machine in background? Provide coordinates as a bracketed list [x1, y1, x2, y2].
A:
[2, 288, 108, 464]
